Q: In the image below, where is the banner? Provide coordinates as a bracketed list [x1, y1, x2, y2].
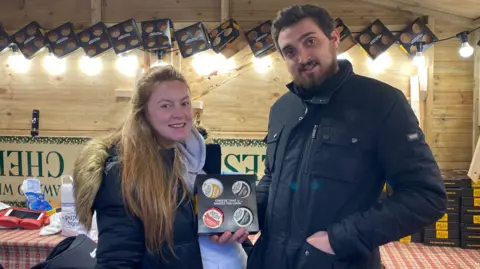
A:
[213, 138, 267, 178]
[0, 136, 266, 205]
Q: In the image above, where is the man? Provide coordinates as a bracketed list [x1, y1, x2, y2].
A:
[247, 4, 447, 269]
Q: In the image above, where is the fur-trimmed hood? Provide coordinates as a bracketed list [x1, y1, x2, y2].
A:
[72, 138, 111, 230]
[72, 127, 206, 230]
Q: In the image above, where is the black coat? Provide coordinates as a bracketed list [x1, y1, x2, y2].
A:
[93, 144, 223, 269]
[247, 60, 447, 269]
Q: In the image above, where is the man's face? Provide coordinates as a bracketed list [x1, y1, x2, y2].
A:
[277, 18, 340, 89]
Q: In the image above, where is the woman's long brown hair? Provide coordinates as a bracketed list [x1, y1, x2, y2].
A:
[102, 65, 190, 258]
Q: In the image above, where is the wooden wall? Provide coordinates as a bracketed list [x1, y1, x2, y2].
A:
[431, 23, 475, 169]
[0, 0, 477, 170]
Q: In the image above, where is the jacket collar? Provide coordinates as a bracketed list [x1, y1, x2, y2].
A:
[286, 60, 354, 105]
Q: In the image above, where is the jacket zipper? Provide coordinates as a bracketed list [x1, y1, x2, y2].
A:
[304, 125, 318, 173]
[284, 123, 317, 257]
[267, 105, 309, 232]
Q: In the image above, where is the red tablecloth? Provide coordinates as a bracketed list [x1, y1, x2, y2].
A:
[0, 229, 65, 269]
[381, 242, 480, 269]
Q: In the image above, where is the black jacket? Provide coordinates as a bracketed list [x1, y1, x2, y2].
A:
[92, 144, 222, 269]
[247, 60, 447, 269]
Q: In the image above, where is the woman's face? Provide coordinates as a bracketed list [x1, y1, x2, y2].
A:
[146, 80, 193, 143]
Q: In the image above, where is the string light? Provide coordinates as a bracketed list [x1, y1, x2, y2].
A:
[79, 55, 102, 76]
[367, 53, 391, 74]
[412, 42, 426, 67]
[253, 55, 272, 74]
[457, 31, 474, 58]
[412, 26, 479, 63]
[43, 51, 66, 75]
[7, 45, 31, 74]
[192, 51, 236, 76]
[115, 53, 139, 77]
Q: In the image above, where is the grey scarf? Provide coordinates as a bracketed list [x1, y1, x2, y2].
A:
[176, 127, 206, 194]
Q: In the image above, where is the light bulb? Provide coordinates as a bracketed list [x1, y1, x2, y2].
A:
[412, 52, 426, 67]
[459, 42, 474, 58]
[8, 52, 31, 73]
[43, 53, 66, 75]
[192, 52, 224, 76]
[115, 54, 139, 77]
[79, 56, 102, 76]
[367, 53, 391, 74]
[337, 53, 350, 61]
[253, 56, 272, 74]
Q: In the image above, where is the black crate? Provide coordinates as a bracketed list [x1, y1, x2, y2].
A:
[245, 20, 275, 58]
[108, 18, 143, 54]
[354, 19, 395, 60]
[45, 22, 80, 58]
[11, 21, 47, 59]
[141, 18, 174, 51]
[174, 22, 211, 58]
[77, 22, 113, 58]
[0, 26, 11, 52]
[209, 19, 248, 59]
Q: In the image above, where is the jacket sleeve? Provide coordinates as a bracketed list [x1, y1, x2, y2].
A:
[256, 135, 273, 231]
[327, 88, 447, 259]
[93, 161, 146, 269]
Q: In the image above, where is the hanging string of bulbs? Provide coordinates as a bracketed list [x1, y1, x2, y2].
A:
[411, 26, 480, 65]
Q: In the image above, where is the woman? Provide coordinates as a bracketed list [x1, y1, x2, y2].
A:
[72, 65, 249, 269]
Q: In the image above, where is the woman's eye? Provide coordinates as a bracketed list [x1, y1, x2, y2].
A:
[182, 102, 191, 107]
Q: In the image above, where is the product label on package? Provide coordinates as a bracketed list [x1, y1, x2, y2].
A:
[213, 199, 243, 206]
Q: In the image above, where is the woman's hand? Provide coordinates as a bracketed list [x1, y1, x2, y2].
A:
[209, 227, 250, 244]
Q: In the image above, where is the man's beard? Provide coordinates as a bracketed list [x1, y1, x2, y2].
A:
[293, 58, 337, 90]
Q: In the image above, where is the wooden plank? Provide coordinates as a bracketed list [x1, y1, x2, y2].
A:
[431, 118, 472, 134]
[221, 0, 230, 21]
[0, 129, 109, 137]
[91, 0, 102, 24]
[103, 0, 220, 22]
[434, 74, 474, 92]
[474, 30, 480, 153]
[424, 18, 435, 146]
[393, 0, 480, 20]
[357, 0, 474, 27]
[0, 49, 133, 131]
[437, 161, 471, 170]
[431, 133, 473, 148]
[432, 105, 474, 118]
[232, 0, 418, 23]
[0, 0, 91, 30]
[434, 91, 473, 105]
[432, 147, 472, 162]
[434, 61, 474, 75]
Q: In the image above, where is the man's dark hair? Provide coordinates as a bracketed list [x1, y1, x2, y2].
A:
[271, 4, 335, 54]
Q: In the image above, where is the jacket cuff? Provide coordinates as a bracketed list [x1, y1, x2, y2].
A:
[327, 222, 371, 260]
[327, 224, 346, 259]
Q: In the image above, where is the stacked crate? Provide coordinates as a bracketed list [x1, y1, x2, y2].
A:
[460, 172, 480, 249]
[423, 170, 463, 247]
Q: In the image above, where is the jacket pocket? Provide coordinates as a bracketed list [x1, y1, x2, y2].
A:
[296, 242, 337, 269]
[309, 126, 365, 183]
[265, 125, 284, 173]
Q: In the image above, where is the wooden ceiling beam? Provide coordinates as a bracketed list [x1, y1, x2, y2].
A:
[474, 17, 480, 27]
[357, 0, 474, 28]
[90, 0, 102, 24]
[221, 0, 230, 22]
